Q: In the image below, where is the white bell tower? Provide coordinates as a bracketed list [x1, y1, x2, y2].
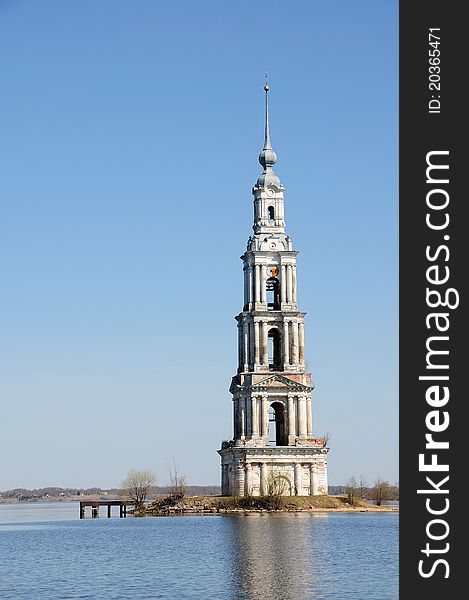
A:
[218, 82, 329, 496]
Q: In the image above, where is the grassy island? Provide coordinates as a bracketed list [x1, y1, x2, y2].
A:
[140, 494, 397, 516]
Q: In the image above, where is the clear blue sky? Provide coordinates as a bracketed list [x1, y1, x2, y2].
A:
[0, 0, 397, 489]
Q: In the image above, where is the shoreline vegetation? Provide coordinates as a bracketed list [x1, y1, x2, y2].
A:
[140, 495, 398, 515]
[1, 482, 399, 514]
[0, 485, 219, 504]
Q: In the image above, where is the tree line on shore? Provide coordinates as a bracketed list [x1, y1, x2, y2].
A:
[1, 471, 398, 508]
[0, 484, 220, 502]
[120, 467, 399, 512]
[342, 475, 399, 506]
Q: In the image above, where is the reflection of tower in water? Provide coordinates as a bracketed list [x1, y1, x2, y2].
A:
[227, 514, 333, 600]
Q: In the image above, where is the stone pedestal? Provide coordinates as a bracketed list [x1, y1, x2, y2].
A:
[219, 445, 329, 497]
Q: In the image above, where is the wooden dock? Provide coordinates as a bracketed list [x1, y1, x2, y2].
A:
[79, 500, 134, 519]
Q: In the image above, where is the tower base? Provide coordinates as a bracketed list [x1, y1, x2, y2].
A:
[218, 444, 329, 497]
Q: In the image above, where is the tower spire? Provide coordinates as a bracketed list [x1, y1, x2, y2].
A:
[257, 77, 281, 188]
[264, 73, 272, 150]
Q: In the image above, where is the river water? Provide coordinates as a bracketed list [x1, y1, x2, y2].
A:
[0, 502, 398, 599]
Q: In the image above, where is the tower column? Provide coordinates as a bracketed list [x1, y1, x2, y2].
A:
[299, 321, 305, 364]
[294, 463, 302, 496]
[262, 321, 269, 366]
[280, 265, 287, 303]
[261, 265, 267, 304]
[292, 320, 299, 364]
[248, 266, 254, 306]
[283, 320, 290, 366]
[237, 462, 245, 496]
[244, 463, 253, 496]
[243, 321, 249, 370]
[221, 464, 228, 496]
[251, 396, 259, 436]
[286, 264, 293, 303]
[262, 395, 269, 441]
[233, 399, 238, 439]
[246, 395, 252, 437]
[298, 396, 307, 437]
[292, 265, 297, 303]
[260, 462, 267, 495]
[288, 395, 295, 437]
[249, 322, 255, 368]
[306, 397, 313, 437]
[310, 464, 319, 496]
[255, 265, 261, 303]
[243, 267, 248, 308]
[254, 321, 260, 367]
[240, 397, 246, 439]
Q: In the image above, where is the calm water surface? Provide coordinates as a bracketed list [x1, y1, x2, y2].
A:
[0, 502, 398, 600]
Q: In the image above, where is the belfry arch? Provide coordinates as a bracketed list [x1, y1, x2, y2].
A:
[266, 277, 280, 311]
[268, 401, 288, 446]
[268, 328, 281, 371]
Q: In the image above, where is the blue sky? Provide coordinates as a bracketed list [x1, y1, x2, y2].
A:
[0, 0, 397, 489]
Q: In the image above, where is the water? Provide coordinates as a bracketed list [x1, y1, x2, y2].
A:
[0, 503, 398, 599]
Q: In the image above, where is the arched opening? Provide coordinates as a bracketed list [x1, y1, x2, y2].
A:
[268, 328, 281, 371]
[267, 205, 275, 223]
[266, 277, 280, 311]
[268, 401, 288, 446]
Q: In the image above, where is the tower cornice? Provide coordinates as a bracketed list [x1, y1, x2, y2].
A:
[240, 250, 299, 261]
[235, 311, 307, 321]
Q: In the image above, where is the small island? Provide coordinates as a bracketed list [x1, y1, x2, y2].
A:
[141, 494, 397, 516]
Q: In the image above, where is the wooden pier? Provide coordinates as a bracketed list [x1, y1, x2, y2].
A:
[79, 500, 134, 519]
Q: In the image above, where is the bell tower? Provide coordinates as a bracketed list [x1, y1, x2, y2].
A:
[218, 83, 329, 497]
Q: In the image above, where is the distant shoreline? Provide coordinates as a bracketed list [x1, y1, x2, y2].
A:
[0, 495, 120, 504]
[0, 495, 399, 513]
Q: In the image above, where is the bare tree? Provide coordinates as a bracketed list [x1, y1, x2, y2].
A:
[345, 476, 359, 506]
[121, 469, 156, 509]
[266, 470, 289, 496]
[265, 469, 289, 509]
[358, 474, 368, 500]
[167, 461, 187, 501]
[321, 432, 332, 448]
[368, 477, 393, 506]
